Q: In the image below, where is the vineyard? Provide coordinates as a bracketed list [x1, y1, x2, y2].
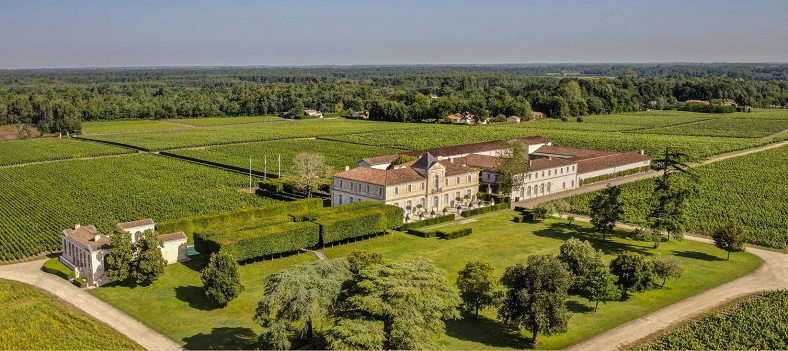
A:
[0, 138, 134, 166]
[81, 119, 191, 135]
[0, 279, 142, 350]
[164, 115, 284, 126]
[630, 290, 788, 350]
[169, 139, 400, 175]
[636, 118, 788, 138]
[0, 154, 275, 261]
[80, 119, 420, 150]
[578, 110, 715, 128]
[564, 145, 788, 248]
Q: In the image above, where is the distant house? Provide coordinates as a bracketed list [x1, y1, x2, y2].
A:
[428, 94, 439, 101]
[304, 109, 324, 118]
[507, 115, 521, 123]
[350, 110, 369, 119]
[679, 99, 710, 105]
[531, 111, 546, 120]
[60, 219, 188, 287]
[446, 112, 474, 124]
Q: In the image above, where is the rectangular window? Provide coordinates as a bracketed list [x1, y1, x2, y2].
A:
[350, 182, 354, 190]
[338, 194, 343, 204]
[339, 180, 344, 188]
[560, 168, 563, 174]
[548, 170, 551, 176]
[456, 176, 460, 184]
[541, 171, 545, 177]
[394, 187, 399, 195]
[445, 179, 449, 186]
[572, 166, 575, 171]
[467, 174, 472, 182]
[407, 185, 412, 193]
[350, 196, 354, 203]
[486, 174, 490, 180]
[571, 180, 575, 187]
[366, 185, 370, 193]
[420, 183, 425, 190]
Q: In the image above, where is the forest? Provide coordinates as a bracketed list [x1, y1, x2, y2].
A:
[1, 64, 787, 134]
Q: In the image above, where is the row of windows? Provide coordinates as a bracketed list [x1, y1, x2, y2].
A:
[392, 189, 474, 210]
[337, 180, 384, 196]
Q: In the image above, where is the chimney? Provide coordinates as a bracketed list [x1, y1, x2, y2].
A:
[449, 158, 454, 163]
[345, 165, 350, 171]
[94, 234, 101, 242]
[638, 149, 645, 155]
[74, 224, 81, 230]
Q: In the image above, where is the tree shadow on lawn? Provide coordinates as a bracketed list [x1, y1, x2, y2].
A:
[174, 285, 222, 311]
[445, 311, 533, 349]
[182, 326, 259, 350]
[671, 250, 725, 262]
[566, 300, 594, 314]
[532, 223, 653, 256]
[180, 254, 207, 272]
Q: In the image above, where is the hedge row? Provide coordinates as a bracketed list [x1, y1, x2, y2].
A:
[41, 258, 74, 280]
[157, 198, 323, 240]
[513, 212, 535, 222]
[399, 214, 455, 230]
[460, 202, 511, 218]
[437, 228, 472, 240]
[313, 203, 403, 245]
[195, 221, 320, 261]
[407, 228, 437, 238]
[480, 193, 510, 204]
[580, 166, 651, 186]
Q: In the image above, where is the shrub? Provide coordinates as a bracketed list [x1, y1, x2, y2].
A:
[437, 228, 472, 240]
[460, 202, 510, 218]
[41, 258, 74, 280]
[407, 229, 437, 238]
[259, 179, 285, 193]
[198, 222, 320, 261]
[399, 214, 455, 230]
[72, 278, 87, 288]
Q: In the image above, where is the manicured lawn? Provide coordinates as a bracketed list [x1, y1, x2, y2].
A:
[0, 279, 141, 350]
[90, 212, 762, 350]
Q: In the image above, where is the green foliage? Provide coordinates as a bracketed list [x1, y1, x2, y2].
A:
[609, 252, 653, 296]
[255, 259, 353, 348]
[131, 230, 166, 285]
[41, 258, 74, 280]
[589, 185, 624, 240]
[391, 154, 417, 165]
[346, 250, 384, 274]
[399, 214, 455, 230]
[532, 202, 555, 220]
[651, 256, 684, 288]
[631, 290, 788, 350]
[584, 266, 621, 313]
[580, 166, 651, 186]
[499, 255, 572, 344]
[437, 227, 473, 240]
[330, 258, 461, 350]
[0, 138, 133, 166]
[456, 260, 498, 319]
[711, 222, 748, 260]
[105, 228, 134, 282]
[197, 222, 321, 261]
[495, 141, 529, 195]
[289, 152, 332, 198]
[549, 200, 571, 218]
[558, 238, 604, 292]
[313, 203, 403, 245]
[0, 279, 142, 350]
[201, 251, 244, 306]
[643, 118, 788, 138]
[325, 319, 386, 350]
[460, 202, 510, 218]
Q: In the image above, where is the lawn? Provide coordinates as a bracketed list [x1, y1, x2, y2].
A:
[0, 279, 141, 350]
[90, 212, 762, 350]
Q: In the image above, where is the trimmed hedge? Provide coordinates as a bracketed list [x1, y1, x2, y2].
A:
[310, 202, 403, 245]
[480, 193, 510, 204]
[41, 258, 74, 280]
[399, 214, 455, 230]
[72, 278, 87, 288]
[513, 212, 535, 223]
[196, 221, 320, 261]
[407, 228, 437, 238]
[514, 206, 529, 213]
[437, 228, 472, 240]
[460, 202, 511, 218]
[157, 198, 323, 241]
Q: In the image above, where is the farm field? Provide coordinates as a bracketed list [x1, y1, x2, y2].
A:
[726, 108, 788, 120]
[168, 139, 400, 175]
[0, 137, 134, 166]
[564, 145, 788, 249]
[0, 154, 275, 261]
[326, 125, 769, 160]
[630, 290, 788, 350]
[165, 115, 284, 126]
[81, 119, 191, 135]
[575, 110, 715, 128]
[80, 119, 419, 151]
[634, 118, 788, 138]
[0, 279, 141, 350]
[90, 213, 761, 350]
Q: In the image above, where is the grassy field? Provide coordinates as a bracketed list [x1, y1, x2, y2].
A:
[565, 145, 788, 249]
[0, 279, 141, 350]
[0, 154, 275, 261]
[165, 116, 284, 126]
[169, 139, 400, 175]
[90, 213, 761, 350]
[0, 137, 134, 166]
[81, 119, 419, 150]
[81, 119, 192, 134]
[630, 290, 788, 350]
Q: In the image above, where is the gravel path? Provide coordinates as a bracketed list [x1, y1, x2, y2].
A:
[0, 260, 183, 351]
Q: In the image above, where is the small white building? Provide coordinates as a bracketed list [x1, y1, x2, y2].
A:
[60, 219, 189, 288]
[507, 115, 521, 123]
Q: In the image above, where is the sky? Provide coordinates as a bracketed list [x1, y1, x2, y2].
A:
[1, 0, 786, 69]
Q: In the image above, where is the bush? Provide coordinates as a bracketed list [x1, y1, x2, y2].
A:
[259, 179, 285, 193]
[437, 228, 472, 240]
[399, 214, 455, 230]
[513, 212, 535, 223]
[315, 210, 390, 244]
[72, 278, 87, 288]
[460, 202, 510, 218]
[407, 228, 437, 238]
[198, 222, 321, 262]
[41, 258, 74, 280]
[480, 193, 509, 204]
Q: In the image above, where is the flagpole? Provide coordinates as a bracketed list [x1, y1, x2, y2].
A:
[264, 155, 267, 180]
[278, 154, 281, 178]
[249, 157, 252, 194]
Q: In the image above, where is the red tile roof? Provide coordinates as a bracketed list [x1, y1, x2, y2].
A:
[533, 145, 617, 159]
[402, 140, 509, 158]
[117, 219, 155, 230]
[577, 152, 651, 174]
[529, 157, 577, 171]
[361, 154, 400, 166]
[65, 225, 111, 251]
[514, 136, 551, 145]
[455, 154, 500, 170]
[160, 232, 187, 242]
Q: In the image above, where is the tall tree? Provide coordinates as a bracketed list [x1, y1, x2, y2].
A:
[327, 258, 461, 350]
[649, 147, 698, 246]
[609, 252, 653, 297]
[495, 141, 529, 197]
[201, 250, 244, 306]
[346, 250, 384, 274]
[254, 259, 352, 349]
[551, 200, 571, 219]
[584, 265, 620, 313]
[712, 222, 747, 260]
[105, 227, 134, 283]
[589, 185, 624, 240]
[130, 229, 166, 285]
[290, 152, 332, 198]
[456, 260, 498, 320]
[498, 255, 572, 344]
[651, 256, 684, 288]
[558, 238, 603, 292]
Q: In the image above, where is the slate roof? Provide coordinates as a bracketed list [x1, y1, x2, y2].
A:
[117, 219, 155, 230]
[412, 153, 438, 170]
[334, 159, 474, 186]
[65, 225, 111, 251]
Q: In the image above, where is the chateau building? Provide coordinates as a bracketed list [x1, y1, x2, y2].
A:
[331, 136, 651, 209]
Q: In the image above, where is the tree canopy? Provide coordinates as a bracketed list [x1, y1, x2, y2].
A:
[201, 250, 244, 306]
[589, 185, 624, 240]
[712, 221, 748, 260]
[456, 259, 498, 320]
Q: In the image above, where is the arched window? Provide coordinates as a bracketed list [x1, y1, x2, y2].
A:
[527, 186, 531, 196]
[547, 183, 551, 193]
[134, 231, 142, 243]
[540, 184, 545, 194]
[433, 196, 439, 209]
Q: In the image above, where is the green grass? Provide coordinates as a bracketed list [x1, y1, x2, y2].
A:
[0, 279, 142, 350]
[0, 138, 134, 166]
[82, 119, 419, 151]
[81, 119, 191, 134]
[169, 139, 400, 175]
[90, 212, 762, 350]
[165, 116, 284, 126]
[0, 154, 276, 261]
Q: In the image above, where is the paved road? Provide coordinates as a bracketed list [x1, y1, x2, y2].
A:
[0, 260, 182, 351]
[564, 216, 788, 351]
